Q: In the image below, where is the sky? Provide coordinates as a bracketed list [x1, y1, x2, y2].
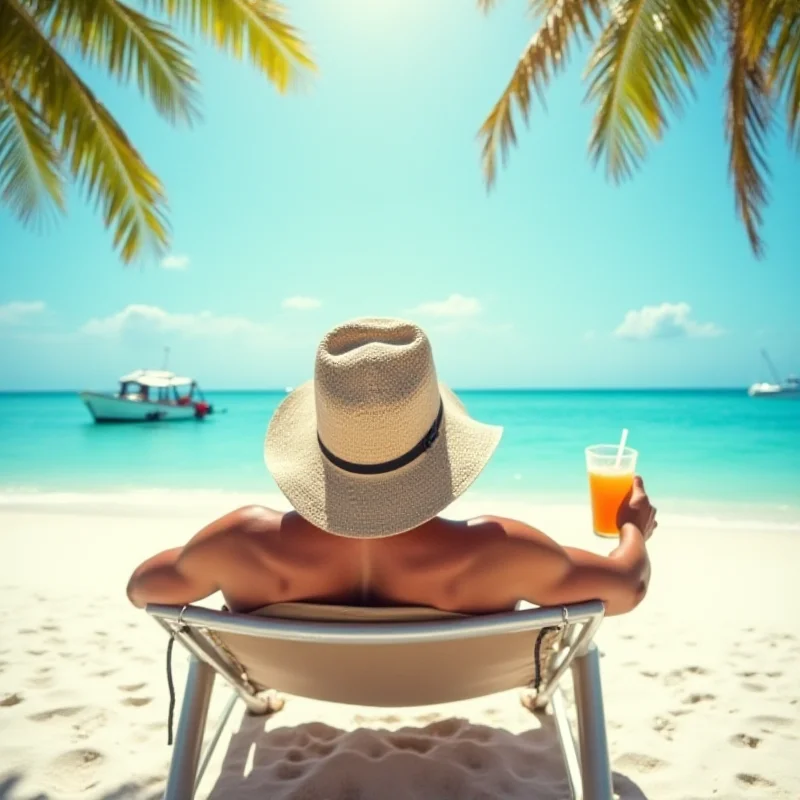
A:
[1, 0, 799, 391]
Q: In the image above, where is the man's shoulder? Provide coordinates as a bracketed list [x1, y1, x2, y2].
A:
[460, 515, 562, 553]
[187, 506, 287, 550]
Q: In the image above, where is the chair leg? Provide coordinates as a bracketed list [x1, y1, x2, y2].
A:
[164, 655, 215, 800]
[550, 687, 583, 800]
[571, 643, 613, 800]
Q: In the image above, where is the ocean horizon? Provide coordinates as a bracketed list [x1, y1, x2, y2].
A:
[1, 389, 798, 523]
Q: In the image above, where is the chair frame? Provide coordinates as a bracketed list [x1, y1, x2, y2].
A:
[147, 601, 612, 800]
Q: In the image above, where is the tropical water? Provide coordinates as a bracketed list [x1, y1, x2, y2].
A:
[0, 390, 798, 519]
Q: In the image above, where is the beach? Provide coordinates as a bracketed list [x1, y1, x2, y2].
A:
[2, 490, 799, 800]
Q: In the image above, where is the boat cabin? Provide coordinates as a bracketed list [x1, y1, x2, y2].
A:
[118, 370, 204, 406]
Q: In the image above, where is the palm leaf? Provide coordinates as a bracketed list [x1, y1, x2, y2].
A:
[145, 0, 314, 91]
[726, 0, 773, 257]
[41, 0, 200, 124]
[737, 0, 799, 147]
[0, 75, 64, 224]
[6, 0, 169, 262]
[478, 0, 603, 187]
[769, 2, 800, 148]
[585, 0, 717, 181]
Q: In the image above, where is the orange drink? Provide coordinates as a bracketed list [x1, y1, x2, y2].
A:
[585, 445, 638, 537]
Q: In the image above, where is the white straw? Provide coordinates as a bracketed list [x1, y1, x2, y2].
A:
[615, 428, 629, 467]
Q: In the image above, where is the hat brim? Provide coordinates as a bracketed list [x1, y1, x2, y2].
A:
[265, 383, 502, 538]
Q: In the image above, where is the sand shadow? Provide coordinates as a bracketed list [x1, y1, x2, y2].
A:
[205, 710, 649, 800]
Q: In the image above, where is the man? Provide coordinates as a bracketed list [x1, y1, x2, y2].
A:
[128, 318, 656, 616]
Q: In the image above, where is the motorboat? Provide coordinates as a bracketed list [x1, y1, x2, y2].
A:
[80, 370, 214, 422]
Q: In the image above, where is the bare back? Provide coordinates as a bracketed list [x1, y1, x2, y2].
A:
[187, 507, 520, 614]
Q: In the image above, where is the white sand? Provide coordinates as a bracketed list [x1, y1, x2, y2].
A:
[1, 491, 799, 799]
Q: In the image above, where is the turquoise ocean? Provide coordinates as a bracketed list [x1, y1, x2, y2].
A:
[0, 390, 798, 519]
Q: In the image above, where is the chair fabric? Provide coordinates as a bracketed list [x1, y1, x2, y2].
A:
[207, 603, 563, 707]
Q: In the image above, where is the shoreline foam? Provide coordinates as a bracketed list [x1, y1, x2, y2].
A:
[2, 487, 799, 533]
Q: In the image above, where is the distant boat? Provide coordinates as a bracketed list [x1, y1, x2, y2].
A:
[748, 350, 799, 398]
[80, 370, 214, 422]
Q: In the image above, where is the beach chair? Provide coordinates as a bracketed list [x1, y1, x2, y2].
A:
[147, 600, 612, 800]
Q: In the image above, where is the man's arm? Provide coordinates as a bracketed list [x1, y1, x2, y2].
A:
[126, 545, 219, 609]
[481, 477, 656, 616]
[125, 506, 269, 608]
[534, 524, 651, 615]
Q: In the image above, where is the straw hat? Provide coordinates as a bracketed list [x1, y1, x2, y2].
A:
[265, 317, 502, 537]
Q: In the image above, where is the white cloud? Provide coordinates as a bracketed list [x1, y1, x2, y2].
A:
[614, 302, 723, 340]
[0, 301, 46, 325]
[81, 304, 273, 341]
[409, 294, 482, 318]
[160, 254, 190, 270]
[281, 296, 322, 311]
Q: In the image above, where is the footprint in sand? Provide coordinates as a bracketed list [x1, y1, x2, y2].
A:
[735, 773, 775, 789]
[89, 668, 117, 678]
[664, 666, 710, 686]
[27, 675, 54, 689]
[118, 682, 146, 693]
[41, 624, 60, 632]
[741, 682, 767, 693]
[730, 733, 761, 749]
[121, 696, 153, 708]
[29, 706, 85, 722]
[640, 670, 659, 679]
[683, 692, 715, 705]
[43, 749, 104, 794]
[652, 716, 676, 739]
[0, 692, 23, 707]
[72, 709, 108, 739]
[749, 715, 794, 733]
[615, 753, 668, 773]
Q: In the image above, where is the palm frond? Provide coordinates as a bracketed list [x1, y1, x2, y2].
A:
[478, 0, 603, 187]
[585, 0, 717, 181]
[0, 75, 64, 224]
[41, 0, 200, 124]
[7, 0, 169, 262]
[145, 0, 314, 92]
[477, 0, 504, 12]
[769, 3, 800, 148]
[727, 0, 773, 257]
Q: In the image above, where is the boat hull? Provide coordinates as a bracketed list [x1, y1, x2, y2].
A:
[748, 383, 800, 398]
[80, 392, 199, 422]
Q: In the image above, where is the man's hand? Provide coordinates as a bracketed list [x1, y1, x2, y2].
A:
[617, 476, 657, 541]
